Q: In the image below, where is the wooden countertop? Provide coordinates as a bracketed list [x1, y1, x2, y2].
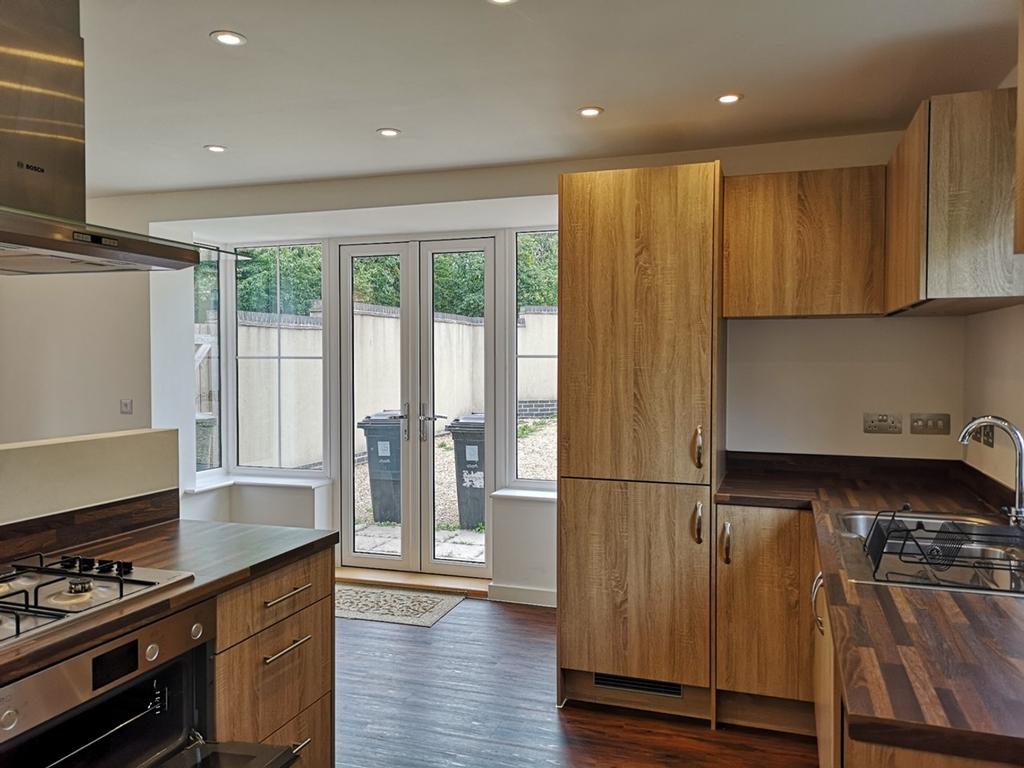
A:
[0, 519, 338, 686]
[717, 452, 1023, 763]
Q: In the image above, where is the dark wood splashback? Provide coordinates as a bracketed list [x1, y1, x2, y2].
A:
[0, 489, 179, 567]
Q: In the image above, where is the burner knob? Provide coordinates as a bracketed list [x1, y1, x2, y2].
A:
[117, 561, 134, 575]
[190, 622, 204, 640]
[96, 560, 115, 574]
[145, 643, 160, 663]
[0, 709, 18, 731]
[78, 557, 95, 572]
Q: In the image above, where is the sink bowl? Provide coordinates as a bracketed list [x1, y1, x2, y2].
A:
[835, 509, 1024, 597]
[837, 510, 995, 539]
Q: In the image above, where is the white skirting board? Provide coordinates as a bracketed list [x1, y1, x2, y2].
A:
[488, 583, 557, 607]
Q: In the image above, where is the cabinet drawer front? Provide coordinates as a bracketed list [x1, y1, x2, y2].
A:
[216, 549, 333, 651]
[264, 693, 333, 768]
[214, 597, 333, 741]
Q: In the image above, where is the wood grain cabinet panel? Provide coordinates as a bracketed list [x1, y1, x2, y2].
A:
[887, 88, 1024, 314]
[716, 505, 815, 701]
[216, 548, 333, 652]
[885, 100, 929, 313]
[557, 163, 718, 484]
[723, 166, 885, 317]
[263, 693, 333, 768]
[1017, 2, 1024, 254]
[558, 479, 711, 686]
[214, 597, 333, 742]
[928, 89, 1022, 299]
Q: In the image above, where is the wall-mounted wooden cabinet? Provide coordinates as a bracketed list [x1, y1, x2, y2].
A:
[558, 163, 720, 485]
[724, 167, 886, 317]
[887, 88, 1024, 314]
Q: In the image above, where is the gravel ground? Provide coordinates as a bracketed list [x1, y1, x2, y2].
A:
[354, 418, 557, 529]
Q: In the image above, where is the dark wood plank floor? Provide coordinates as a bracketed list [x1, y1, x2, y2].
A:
[336, 598, 819, 767]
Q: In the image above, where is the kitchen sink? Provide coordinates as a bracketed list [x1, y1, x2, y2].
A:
[834, 508, 1024, 596]
[837, 510, 995, 539]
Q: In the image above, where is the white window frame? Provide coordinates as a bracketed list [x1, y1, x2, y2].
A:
[194, 244, 229, 486]
[223, 239, 331, 480]
[496, 226, 558, 493]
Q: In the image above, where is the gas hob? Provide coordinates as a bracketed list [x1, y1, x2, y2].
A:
[0, 553, 194, 643]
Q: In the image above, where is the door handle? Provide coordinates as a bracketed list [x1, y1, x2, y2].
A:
[418, 402, 448, 441]
[811, 571, 825, 635]
[385, 402, 410, 440]
[419, 414, 448, 422]
[722, 521, 732, 564]
[292, 738, 312, 755]
[694, 502, 704, 544]
[695, 425, 704, 469]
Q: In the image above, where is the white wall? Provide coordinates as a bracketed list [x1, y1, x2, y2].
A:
[727, 317, 967, 458]
[963, 304, 1024, 489]
[0, 273, 152, 443]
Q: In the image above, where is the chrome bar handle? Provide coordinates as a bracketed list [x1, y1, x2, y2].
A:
[263, 634, 313, 665]
[292, 738, 313, 755]
[264, 582, 312, 608]
[418, 402, 448, 442]
[694, 501, 704, 544]
[695, 425, 704, 469]
[385, 401, 410, 441]
[722, 521, 732, 564]
[811, 571, 825, 635]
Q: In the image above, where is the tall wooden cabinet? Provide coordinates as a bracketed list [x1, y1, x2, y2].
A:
[558, 164, 718, 485]
[886, 89, 1024, 314]
[557, 162, 723, 718]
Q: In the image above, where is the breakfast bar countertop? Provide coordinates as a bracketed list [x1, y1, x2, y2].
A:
[716, 452, 1023, 764]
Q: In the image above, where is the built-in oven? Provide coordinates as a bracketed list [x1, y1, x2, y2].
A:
[0, 599, 297, 768]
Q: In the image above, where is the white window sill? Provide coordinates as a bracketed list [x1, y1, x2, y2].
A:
[491, 487, 556, 503]
[186, 474, 333, 495]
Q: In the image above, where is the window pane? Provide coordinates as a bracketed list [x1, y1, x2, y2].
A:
[237, 358, 280, 468]
[352, 255, 404, 556]
[515, 231, 558, 355]
[281, 358, 324, 470]
[236, 248, 279, 356]
[279, 244, 323, 356]
[516, 357, 557, 481]
[194, 251, 221, 471]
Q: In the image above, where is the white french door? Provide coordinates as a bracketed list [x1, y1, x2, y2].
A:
[339, 237, 494, 577]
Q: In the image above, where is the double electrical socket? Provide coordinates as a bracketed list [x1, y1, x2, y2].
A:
[863, 412, 902, 434]
[970, 423, 996, 447]
[863, 412, 953, 436]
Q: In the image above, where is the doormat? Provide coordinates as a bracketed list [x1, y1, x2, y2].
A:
[334, 584, 463, 627]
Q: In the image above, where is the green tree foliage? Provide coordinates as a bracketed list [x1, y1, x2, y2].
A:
[515, 232, 558, 311]
[352, 255, 400, 307]
[230, 232, 558, 319]
[236, 244, 323, 316]
[193, 257, 219, 323]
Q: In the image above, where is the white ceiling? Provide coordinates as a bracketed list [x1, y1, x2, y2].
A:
[80, 0, 1017, 198]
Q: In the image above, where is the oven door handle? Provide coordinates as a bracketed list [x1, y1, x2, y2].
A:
[263, 634, 313, 665]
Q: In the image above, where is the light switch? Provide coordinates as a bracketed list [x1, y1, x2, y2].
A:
[120, 398, 133, 415]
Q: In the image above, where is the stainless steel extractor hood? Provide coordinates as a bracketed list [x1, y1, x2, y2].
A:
[0, 0, 197, 274]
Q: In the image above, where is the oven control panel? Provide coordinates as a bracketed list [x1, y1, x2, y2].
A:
[0, 599, 216, 744]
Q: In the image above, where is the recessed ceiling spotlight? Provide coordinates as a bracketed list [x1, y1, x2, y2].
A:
[376, 128, 401, 137]
[718, 93, 743, 104]
[578, 106, 604, 118]
[210, 30, 247, 46]
[488, 0, 518, 4]
[204, 144, 227, 153]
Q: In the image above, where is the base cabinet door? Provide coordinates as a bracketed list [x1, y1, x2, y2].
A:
[813, 555, 842, 768]
[558, 478, 711, 686]
[716, 505, 815, 700]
